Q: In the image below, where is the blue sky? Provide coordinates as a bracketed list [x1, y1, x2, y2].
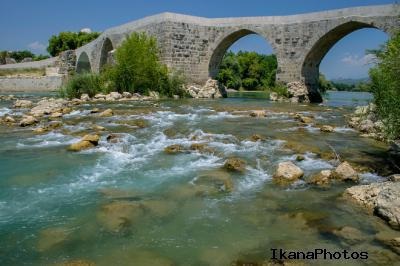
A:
[0, 0, 393, 79]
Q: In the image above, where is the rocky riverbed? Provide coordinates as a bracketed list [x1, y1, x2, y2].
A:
[0, 91, 399, 265]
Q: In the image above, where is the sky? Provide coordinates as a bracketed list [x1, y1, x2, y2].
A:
[0, 0, 394, 79]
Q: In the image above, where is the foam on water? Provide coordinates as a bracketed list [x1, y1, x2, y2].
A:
[16, 132, 80, 148]
[0, 107, 11, 116]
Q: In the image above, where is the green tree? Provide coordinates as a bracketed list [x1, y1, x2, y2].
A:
[106, 32, 185, 97]
[216, 51, 277, 91]
[47, 31, 100, 56]
[318, 73, 333, 93]
[369, 31, 400, 140]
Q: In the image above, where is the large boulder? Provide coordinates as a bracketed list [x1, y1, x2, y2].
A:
[344, 182, 400, 229]
[308, 170, 333, 186]
[14, 99, 33, 108]
[286, 81, 310, 103]
[273, 161, 304, 185]
[30, 98, 68, 117]
[164, 144, 185, 154]
[249, 110, 267, 117]
[194, 170, 234, 193]
[186, 79, 227, 99]
[333, 161, 359, 182]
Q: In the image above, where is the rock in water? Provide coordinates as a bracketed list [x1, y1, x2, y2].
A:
[99, 108, 113, 117]
[223, 158, 246, 173]
[13, 99, 33, 108]
[186, 79, 227, 98]
[333, 161, 359, 182]
[273, 161, 304, 185]
[19, 116, 38, 127]
[68, 134, 100, 151]
[308, 170, 333, 186]
[320, 125, 335, 132]
[344, 182, 400, 230]
[164, 144, 184, 154]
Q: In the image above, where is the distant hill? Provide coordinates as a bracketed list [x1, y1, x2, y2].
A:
[330, 77, 370, 85]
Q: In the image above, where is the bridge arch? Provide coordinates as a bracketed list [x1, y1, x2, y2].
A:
[76, 52, 92, 73]
[99, 37, 114, 70]
[208, 29, 276, 79]
[301, 21, 388, 95]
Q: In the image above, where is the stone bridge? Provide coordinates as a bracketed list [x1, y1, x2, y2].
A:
[74, 4, 399, 101]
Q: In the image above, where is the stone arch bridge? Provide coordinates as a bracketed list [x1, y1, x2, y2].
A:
[74, 4, 399, 102]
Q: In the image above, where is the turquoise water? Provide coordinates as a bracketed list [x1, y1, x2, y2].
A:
[0, 92, 398, 265]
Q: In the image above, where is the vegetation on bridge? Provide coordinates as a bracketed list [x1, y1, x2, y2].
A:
[0, 50, 49, 64]
[369, 31, 400, 140]
[60, 32, 186, 99]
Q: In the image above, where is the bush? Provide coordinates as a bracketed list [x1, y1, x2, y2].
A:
[106, 32, 186, 97]
[59, 73, 104, 99]
[60, 32, 186, 99]
[369, 31, 400, 140]
[270, 83, 289, 98]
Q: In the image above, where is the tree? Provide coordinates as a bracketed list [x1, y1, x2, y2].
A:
[47, 31, 100, 56]
[318, 73, 333, 93]
[216, 51, 277, 91]
[103, 32, 186, 96]
[369, 31, 400, 140]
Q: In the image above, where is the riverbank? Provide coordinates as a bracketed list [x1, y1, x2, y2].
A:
[0, 91, 399, 265]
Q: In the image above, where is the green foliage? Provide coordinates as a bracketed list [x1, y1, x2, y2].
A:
[216, 51, 277, 91]
[270, 83, 289, 97]
[59, 73, 104, 99]
[106, 32, 186, 97]
[47, 31, 100, 56]
[318, 73, 333, 93]
[0, 50, 50, 63]
[60, 32, 186, 99]
[369, 31, 400, 140]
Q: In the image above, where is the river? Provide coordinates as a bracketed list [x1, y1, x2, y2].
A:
[0, 91, 398, 265]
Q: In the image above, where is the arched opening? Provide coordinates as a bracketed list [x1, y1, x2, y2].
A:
[209, 29, 277, 95]
[76, 52, 91, 73]
[99, 38, 114, 70]
[302, 21, 388, 95]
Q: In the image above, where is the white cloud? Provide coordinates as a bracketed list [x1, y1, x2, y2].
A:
[80, 28, 92, 33]
[27, 41, 46, 53]
[341, 53, 377, 66]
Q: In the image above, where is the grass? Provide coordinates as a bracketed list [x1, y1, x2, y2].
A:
[0, 68, 46, 77]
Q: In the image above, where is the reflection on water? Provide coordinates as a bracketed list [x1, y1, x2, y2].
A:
[0, 91, 397, 265]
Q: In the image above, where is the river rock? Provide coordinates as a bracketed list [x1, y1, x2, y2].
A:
[249, 110, 266, 117]
[249, 134, 265, 142]
[164, 144, 184, 154]
[273, 161, 304, 185]
[389, 174, 400, 182]
[92, 124, 106, 131]
[68, 134, 100, 151]
[194, 170, 234, 193]
[189, 143, 214, 154]
[308, 170, 333, 186]
[30, 98, 68, 117]
[344, 182, 400, 229]
[37, 227, 70, 252]
[186, 79, 227, 98]
[99, 109, 113, 117]
[122, 92, 132, 98]
[332, 226, 367, 245]
[109, 91, 122, 100]
[359, 119, 375, 133]
[80, 94, 90, 101]
[223, 158, 246, 173]
[97, 201, 144, 234]
[333, 161, 359, 182]
[149, 91, 160, 100]
[14, 99, 33, 108]
[375, 231, 400, 255]
[3, 116, 15, 123]
[320, 125, 335, 132]
[19, 116, 38, 127]
[94, 93, 106, 100]
[106, 134, 122, 143]
[269, 92, 278, 101]
[50, 112, 63, 118]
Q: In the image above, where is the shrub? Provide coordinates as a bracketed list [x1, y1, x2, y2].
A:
[369, 31, 400, 140]
[59, 73, 104, 99]
[107, 32, 186, 97]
